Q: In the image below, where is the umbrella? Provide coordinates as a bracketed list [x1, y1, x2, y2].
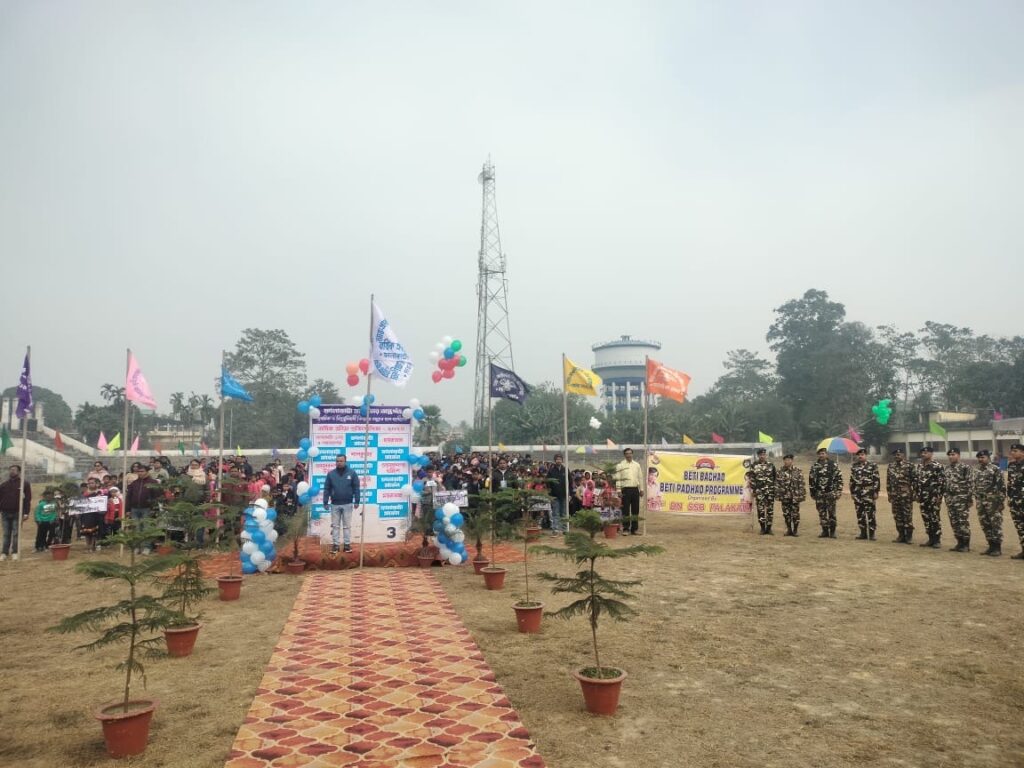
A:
[818, 437, 860, 454]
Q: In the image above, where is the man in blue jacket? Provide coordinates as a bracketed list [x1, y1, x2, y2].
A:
[323, 454, 360, 555]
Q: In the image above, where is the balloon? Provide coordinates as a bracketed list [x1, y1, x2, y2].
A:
[298, 493, 310, 505]
[299, 437, 311, 450]
[250, 550, 266, 565]
[365, 393, 376, 405]
[298, 400, 310, 414]
[297, 448, 309, 461]
[457, 355, 468, 367]
[451, 340, 462, 352]
[359, 404, 369, 417]
[400, 483, 412, 496]
[242, 561, 258, 574]
[244, 517, 259, 531]
[242, 541, 258, 555]
[412, 480, 424, 493]
[448, 553, 463, 566]
[434, 342, 445, 351]
[268, 529, 278, 542]
[296, 481, 310, 496]
[308, 446, 320, 458]
[310, 394, 322, 407]
[402, 408, 412, 418]
[443, 347, 455, 359]
[351, 396, 364, 408]
[257, 559, 271, 572]
[409, 398, 421, 410]
[450, 512, 464, 527]
[442, 502, 459, 516]
[309, 407, 321, 419]
[444, 524, 456, 536]
[253, 508, 267, 522]
[347, 374, 360, 387]
[432, 520, 444, 534]
[251, 530, 266, 545]
[442, 335, 453, 345]
[429, 351, 440, 362]
[266, 508, 277, 521]
[432, 371, 443, 383]
[435, 508, 446, 521]
[442, 368, 455, 380]
[240, 530, 252, 541]
[253, 498, 269, 510]
[359, 358, 370, 374]
[346, 362, 359, 375]
[438, 357, 452, 370]
[452, 530, 465, 543]
[413, 408, 426, 420]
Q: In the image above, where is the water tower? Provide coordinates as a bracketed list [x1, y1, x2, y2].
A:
[591, 336, 662, 413]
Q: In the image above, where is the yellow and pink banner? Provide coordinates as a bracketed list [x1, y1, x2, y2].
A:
[646, 451, 752, 515]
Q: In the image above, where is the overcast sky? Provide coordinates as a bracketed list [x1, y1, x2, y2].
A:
[1, 1, 1021, 425]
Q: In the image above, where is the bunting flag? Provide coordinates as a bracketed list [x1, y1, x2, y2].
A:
[107, 433, 122, 453]
[645, 358, 691, 403]
[0, 425, 13, 455]
[370, 300, 414, 385]
[993, 410, 1004, 421]
[201, 441, 209, 453]
[606, 438, 618, 449]
[130, 435, 140, 453]
[53, 430, 65, 453]
[758, 431, 773, 444]
[563, 356, 602, 396]
[235, 445, 242, 456]
[178, 440, 186, 455]
[125, 351, 158, 410]
[97, 431, 108, 452]
[683, 435, 695, 445]
[711, 432, 725, 444]
[489, 363, 530, 404]
[661, 437, 669, 446]
[221, 366, 254, 402]
[847, 425, 863, 443]
[498, 442, 507, 451]
[928, 421, 947, 439]
[574, 445, 595, 455]
[16, 351, 33, 419]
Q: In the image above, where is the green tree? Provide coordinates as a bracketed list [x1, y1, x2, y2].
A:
[303, 379, 341, 404]
[225, 328, 307, 395]
[1, 385, 73, 430]
[414, 405, 445, 445]
[490, 383, 600, 445]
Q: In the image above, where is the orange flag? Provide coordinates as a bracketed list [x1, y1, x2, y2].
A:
[646, 359, 691, 403]
[54, 430, 65, 453]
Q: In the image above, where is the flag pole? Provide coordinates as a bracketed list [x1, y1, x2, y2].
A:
[16, 345, 30, 562]
[642, 355, 650, 537]
[487, 360, 494, 564]
[120, 348, 131, 557]
[217, 350, 226, 506]
[561, 353, 570, 534]
[358, 294, 374, 569]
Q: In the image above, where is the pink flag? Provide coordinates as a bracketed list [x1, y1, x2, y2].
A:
[847, 425, 863, 443]
[97, 431, 108, 451]
[130, 435, 140, 453]
[994, 410, 1004, 421]
[711, 432, 725, 444]
[125, 351, 158, 410]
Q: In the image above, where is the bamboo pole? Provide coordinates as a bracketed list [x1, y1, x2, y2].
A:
[358, 294, 374, 569]
[15, 346, 30, 561]
[642, 355, 649, 536]
[561, 353, 570, 534]
[120, 349, 130, 557]
[217, 351, 226, 504]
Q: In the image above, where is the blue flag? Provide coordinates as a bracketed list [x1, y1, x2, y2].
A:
[16, 352, 33, 419]
[489, 363, 529, 405]
[221, 366, 253, 402]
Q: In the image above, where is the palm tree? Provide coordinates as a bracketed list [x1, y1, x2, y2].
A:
[100, 384, 126, 406]
[169, 392, 186, 440]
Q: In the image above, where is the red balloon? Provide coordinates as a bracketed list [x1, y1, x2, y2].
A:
[431, 371, 443, 383]
[438, 358, 450, 370]
[346, 374, 360, 387]
[358, 358, 370, 374]
[442, 368, 455, 379]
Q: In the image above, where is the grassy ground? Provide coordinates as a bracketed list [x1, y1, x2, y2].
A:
[436, 482, 1024, 768]
[0, 544, 300, 768]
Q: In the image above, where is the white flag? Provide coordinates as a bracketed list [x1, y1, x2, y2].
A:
[370, 301, 414, 386]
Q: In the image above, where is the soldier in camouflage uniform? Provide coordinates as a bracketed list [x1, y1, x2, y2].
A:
[1008, 443, 1024, 560]
[849, 448, 880, 540]
[809, 448, 843, 538]
[972, 449, 1004, 557]
[749, 447, 778, 535]
[886, 447, 915, 544]
[915, 445, 945, 549]
[943, 447, 974, 552]
[775, 453, 806, 537]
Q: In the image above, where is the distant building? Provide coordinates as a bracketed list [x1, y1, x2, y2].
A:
[591, 336, 661, 413]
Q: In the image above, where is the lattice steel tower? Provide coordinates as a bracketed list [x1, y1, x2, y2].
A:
[474, 159, 515, 429]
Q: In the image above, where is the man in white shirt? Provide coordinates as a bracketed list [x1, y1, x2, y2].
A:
[614, 448, 644, 534]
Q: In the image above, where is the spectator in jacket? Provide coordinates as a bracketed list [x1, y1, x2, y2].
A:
[0, 465, 31, 561]
[323, 454, 360, 555]
[34, 489, 58, 552]
[546, 454, 569, 535]
[126, 466, 159, 554]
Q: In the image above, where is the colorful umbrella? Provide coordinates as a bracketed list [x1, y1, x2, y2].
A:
[818, 437, 860, 454]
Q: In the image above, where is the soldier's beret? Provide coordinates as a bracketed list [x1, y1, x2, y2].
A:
[891, 448, 904, 455]
[855, 448, 866, 455]
[976, 449, 990, 458]
[783, 453, 794, 459]
[920, 445, 934, 453]
[756, 448, 766, 455]
[1012, 443, 1024, 451]
[946, 448, 960, 455]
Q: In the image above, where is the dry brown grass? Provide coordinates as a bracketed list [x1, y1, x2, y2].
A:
[436, 479, 1024, 768]
[0, 545, 300, 768]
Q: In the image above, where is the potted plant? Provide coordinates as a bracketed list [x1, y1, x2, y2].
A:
[212, 503, 244, 600]
[47, 521, 179, 757]
[462, 502, 492, 574]
[512, 517, 543, 633]
[406, 499, 439, 567]
[283, 508, 309, 575]
[479, 488, 517, 590]
[158, 544, 213, 657]
[532, 509, 663, 715]
[49, 481, 80, 560]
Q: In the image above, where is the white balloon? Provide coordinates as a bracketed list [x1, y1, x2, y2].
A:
[409, 398, 421, 410]
[256, 559, 271, 572]
[351, 396, 364, 408]
[259, 520, 274, 532]
[442, 502, 459, 517]
[242, 541, 258, 555]
[448, 553, 462, 565]
[268, 529, 279, 542]
[253, 498, 269, 510]
[240, 530, 252, 541]
[307, 446, 320, 458]
[400, 483, 412, 496]
[452, 531, 465, 543]
[402, 408, 413, 419]
[296, 481, 310, 496]
[250, 550, 266, 565]
[410, 493, 421, 504]
[434, 342, 445, 351]
[444, 524, 456, 536]
[438, 546, 451, 559]
[442, 336, 453, 346]
[411, 447, 423, 457]
[428, 351, 440, 361]
[309, 407, 321, 419]
[253, 508, 267, 522]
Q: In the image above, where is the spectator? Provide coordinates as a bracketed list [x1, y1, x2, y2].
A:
[547, 454, 569, 535]
[0, 465, 31, 561]
[34, 489, 58, 552]
[126, 466, 159, 554]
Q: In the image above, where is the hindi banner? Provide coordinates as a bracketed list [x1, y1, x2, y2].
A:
[646, 451, 752, 515]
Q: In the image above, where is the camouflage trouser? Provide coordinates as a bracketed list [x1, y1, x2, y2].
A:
[780, 501, 800, 526]
[853, 499, 876, 533]
[891, 497, 914, 533]
[815, 499, 836, 527]
[945, 499, 971, 540]
[976, 501, 1003, 545]
[919, 498, 942, 537]
[1011, 504, 1024, 545]
[755, 496, 774, 526]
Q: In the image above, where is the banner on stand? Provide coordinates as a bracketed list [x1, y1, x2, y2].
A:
[646, 451, 752, 515]
[309, 404, 412, 543]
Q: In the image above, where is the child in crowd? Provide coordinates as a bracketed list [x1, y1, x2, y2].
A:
[34, 489, 57, 552]
[105, 487, 123, 539]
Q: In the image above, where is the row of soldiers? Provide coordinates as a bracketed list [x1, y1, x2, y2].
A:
[747, 443, 1024, 557]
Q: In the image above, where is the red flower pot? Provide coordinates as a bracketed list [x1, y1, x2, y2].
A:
[156, 543, 175, 555]
[285, 560, 306, 575]
[603, 523, 619, 539]
[574, 668, 627, 715]
[481, 566, 507, 590]
[95, 699, 158, 758]
[472, 555, 489, 574]
[525, 526, 541, 542]
[513, 602, 544, 633]
[417, 555, 435, 568]
[216, 575, 242, 601]
[50, 543, 71, 561]
[164, 624, 201, 658]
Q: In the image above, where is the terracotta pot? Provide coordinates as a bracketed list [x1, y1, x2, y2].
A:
[164, 624, 201, 658]
[50, 543, 71, 561]
[512, 602, 544, 633]
[216, 575, 242, 601]
[472, 555, 489, 574]
[301, 535, 323, 565]
[156, 543, 175, 555]
[95, 699, 158, 758]
[285, 560, 306, 575]
[481, 566, 507, 590]
[574, 668, 627, 715]
[525, 526, 541, 542]
[417, 555, 435, 568]
[603, 523, 619, 539]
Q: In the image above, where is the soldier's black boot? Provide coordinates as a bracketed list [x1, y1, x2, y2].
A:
[784, 521, 795, 537]
[765, 523, 773, 535]
[950, 537, 966, 552]
[920, 534, 935, 547]
[892, 527, 905, 544]
[792, 521, 799, 536]
[868, 529, 876, 541]
[759, 522, 767, 535]
[818, 525, 829, 538]
[856, 526, 868, 540]
[930, 535, 942, 549]
[983, 542, 1001, 557]
[1011, 549, 1024, 560]
[903, 528, 913, 544]
[962, 537, 969, 551]
[829, 523, 837, 539]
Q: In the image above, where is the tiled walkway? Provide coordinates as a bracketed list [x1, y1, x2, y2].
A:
[225, 571, 546, 768]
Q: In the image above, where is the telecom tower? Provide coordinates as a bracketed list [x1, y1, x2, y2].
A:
[474, 159, 515, 429]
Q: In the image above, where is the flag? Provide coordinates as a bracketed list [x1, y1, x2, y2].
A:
[97, 431, 108, 452]
[994, 410, 1004, 421]
[125, 351, 158, 410]
[107, 433, 121, 453]
[370, 300, 414, 385]
[645, 359, 691, 403]
[574, 445, 586, 454]
[54, 430, 65, 453]
[0, 426, 13, 455]
[178, 440, 186, 455]
[683, 435, 695, 445]
[489, 363, 530, 404]
[16, 352, 33, 419]
[661, 437, 669, 446]
[606, 438, 619, 449]
[928, 421, 947, 439]
[563, 356, 602, 396]
[221, 366, 254, 402]
[202, 441, 209, 453]
[711, 432, 725, 444]
[271, 447, 279, 458]
[498, 442, 506, 451]
[847, 425, 863, 443]
[130, 435, 139, 453]
[758, 431, 773, 444]
[235, 445, 242, 456]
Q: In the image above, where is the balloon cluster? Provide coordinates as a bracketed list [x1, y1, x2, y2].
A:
[429, 336, 468, 384]
[401, 397, 426, 424]
[589, 416, 602, 430]
[296, 436, 321, 463]
[297, 394, 323, 419]
[872, 399, 893, 425]
[349, 393, 376, 417]
[345, 359, 371, 388]
[295, 480, 313, 507]
[239, 499, 278, 574]
[432, 502, 467, 565]
[400, 447, 433, 504]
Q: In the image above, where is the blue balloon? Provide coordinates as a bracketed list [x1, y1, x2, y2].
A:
[310, 394, 322, 407]
[244, 518, 259, 532]
[434, 508, 446, 520]
[298, 493, 310, 505]
[365, 393, 376, 405]
[266, 508, 277, 521]
[412, 480, 425, 493]
[413, 409, 425, 421]
[359, 404, 369, 417]
[297, 448, 309, 461]
[242, 561, 258, 574]
[443, 347, 454, 359]
[432, 520, 444, 533]
[299, 437, 311, 450]
[450, 513, 464, 527]
[298, 400, 310, 414]
[252, 529, 266, 544]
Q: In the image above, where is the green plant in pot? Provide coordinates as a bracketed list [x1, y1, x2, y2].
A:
[208, 502, 244, 600]
[477, 487, 518, 590]
[462, 499, 493, 573]
[408, 496, 439, 567]
[157, 520, 215, 657]
[531, 508, 663, 715]
[512, 514, 544, 633]
[47, 519, 180, 758]
[284, 507, 310, 574]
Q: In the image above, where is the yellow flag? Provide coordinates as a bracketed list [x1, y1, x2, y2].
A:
[758, 431, 773, 444]
[106, 432, 121, 453]
[682, 434, 695, 445]
[236, 445, 242, 456]
[498, 442, 506, 451]
[564, 356, 602, 396]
